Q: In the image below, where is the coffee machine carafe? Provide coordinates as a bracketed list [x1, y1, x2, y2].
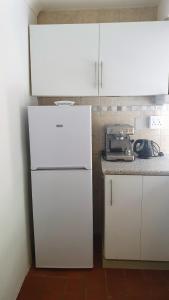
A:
[104, 124, 135, 161]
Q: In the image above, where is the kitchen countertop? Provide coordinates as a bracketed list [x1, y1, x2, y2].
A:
[101, 155, 169, 176]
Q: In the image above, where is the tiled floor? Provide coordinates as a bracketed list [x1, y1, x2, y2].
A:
[17, 243, 169, 300]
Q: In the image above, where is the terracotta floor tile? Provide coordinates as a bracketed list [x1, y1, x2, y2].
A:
[151, 296, 169, 300]
[64, 277, 84, 293]
[106, 269, 126, 281]
[125, 269, 151, 298]
[149, 281, 169, 298]
[124, 297, 151, 300]
[84, 269, 107, 300]
[17, 238, 169, 300]
[160, 270, 169, 283]
[18, 265, 169, 300]
[106, 269, 127, 298]
[17, 276, 65, 300]
[30, 267, 89, 279]
[142, 270, 164, 283]
[63, 292, 85, 300]
[85, 289, 107, 300]
[85, 269, 106, 292]
[107, 281, 127, 298]
[125, 280, 151, 298]
[125, 269, 144, 280]
[62, 270, 87, 279]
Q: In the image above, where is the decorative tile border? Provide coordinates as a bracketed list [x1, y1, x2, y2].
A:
[92, 104, 169, 113]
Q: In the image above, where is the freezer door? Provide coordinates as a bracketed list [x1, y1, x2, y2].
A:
[28, 106, 92, 170]
[31, 170, 93, 268]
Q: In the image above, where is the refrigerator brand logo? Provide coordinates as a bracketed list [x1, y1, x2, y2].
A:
[56, 124, 64, 128]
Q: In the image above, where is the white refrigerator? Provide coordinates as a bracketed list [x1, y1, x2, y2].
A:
[28, 105, 93, 268]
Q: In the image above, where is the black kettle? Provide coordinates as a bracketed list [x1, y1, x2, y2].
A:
[133, 139, 159, 158]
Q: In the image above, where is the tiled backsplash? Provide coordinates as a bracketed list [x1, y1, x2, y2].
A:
[38, 7, 157, 24]
[38, 96, 169, 153]
[37, 6, 169, 234]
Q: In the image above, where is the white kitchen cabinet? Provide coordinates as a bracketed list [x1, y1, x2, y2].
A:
[104, 175, 142, 260]
[30, 24, 99, 96]
[141, 176, 169, 261]
[30, 22, 169, 97]
[99, 22, 169, 96]
[104, 174, 169, 262]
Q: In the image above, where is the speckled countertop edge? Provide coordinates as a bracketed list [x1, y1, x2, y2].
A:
[101, 155, 169, 176]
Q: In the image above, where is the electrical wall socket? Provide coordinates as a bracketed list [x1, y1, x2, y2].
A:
[149, 116, 164, 129]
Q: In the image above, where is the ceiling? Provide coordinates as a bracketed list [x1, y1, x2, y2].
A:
[27, 0, 160, 15]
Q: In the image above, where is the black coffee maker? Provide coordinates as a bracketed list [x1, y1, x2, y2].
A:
[133, 139, 163, 158]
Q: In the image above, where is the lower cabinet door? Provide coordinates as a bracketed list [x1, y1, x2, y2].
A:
[141, 176, 169, 261]
[104, 175, 142, 260]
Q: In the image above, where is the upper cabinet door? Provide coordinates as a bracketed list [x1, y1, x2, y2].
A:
[99, 22, 169, 96]
[30, 24, 99, 96]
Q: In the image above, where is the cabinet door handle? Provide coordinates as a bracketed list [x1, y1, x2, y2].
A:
[94, 62, 98, 88]
[110, 179, 113, 206]
[100, 61, 103, 89]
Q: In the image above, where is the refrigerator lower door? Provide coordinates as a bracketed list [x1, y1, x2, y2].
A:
[31, 169, 93, 268]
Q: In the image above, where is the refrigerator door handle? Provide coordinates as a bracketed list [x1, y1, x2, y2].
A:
[33, 167, 90, 171]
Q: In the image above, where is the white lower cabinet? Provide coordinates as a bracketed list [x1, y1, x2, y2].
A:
[104, 175, 169, 261]
[104, 175, 142, 260]
[142, 176, 169, 261]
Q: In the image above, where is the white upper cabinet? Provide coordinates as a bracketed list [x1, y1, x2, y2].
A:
[30, 24, 99, 96]
[99, 22, 169, 96]
[30, 22, 169, 97]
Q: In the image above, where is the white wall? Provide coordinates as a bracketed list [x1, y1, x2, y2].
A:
[158, 0, 169, 20]
[0, 1, 37, 299]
